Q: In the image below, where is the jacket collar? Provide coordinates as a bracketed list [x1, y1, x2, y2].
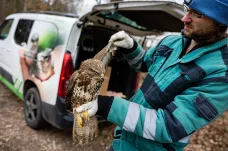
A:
[180, 31, 228, 63]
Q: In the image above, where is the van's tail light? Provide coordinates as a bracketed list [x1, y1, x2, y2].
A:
[58, 52, 74, 97]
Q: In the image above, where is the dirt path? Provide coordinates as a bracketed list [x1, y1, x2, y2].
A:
[0, 83, 113, 151]
[0, 82, 227, 151]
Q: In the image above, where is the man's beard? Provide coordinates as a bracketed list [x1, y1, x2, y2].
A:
[184, 23, 219, 43]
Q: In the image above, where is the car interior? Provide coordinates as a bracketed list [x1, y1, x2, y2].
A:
[75, 26, 138, 98]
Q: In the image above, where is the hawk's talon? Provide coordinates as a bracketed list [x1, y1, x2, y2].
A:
[83, 110, 89, 121]
[77, 116, 83, 128]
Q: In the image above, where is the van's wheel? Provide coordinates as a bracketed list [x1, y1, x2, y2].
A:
[24, 87, 47, 129]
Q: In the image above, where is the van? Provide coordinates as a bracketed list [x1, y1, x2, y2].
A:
[0, 1, 184, 130]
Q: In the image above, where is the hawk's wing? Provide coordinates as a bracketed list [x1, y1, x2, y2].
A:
[70, 71, 95, 105]
[93, 43, 114, 67]
[65, 70, 79, 112]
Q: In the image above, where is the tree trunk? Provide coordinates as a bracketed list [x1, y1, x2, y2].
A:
[1, 0, 6, 22]
[24, 0, 28, 12]
[51, 0, 59, 11]
[14, 0, 17, 13]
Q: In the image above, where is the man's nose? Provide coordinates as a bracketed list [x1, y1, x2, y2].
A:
[181, 13, 192, 23]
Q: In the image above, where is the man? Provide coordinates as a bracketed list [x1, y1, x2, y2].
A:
[77, 0, 228, 150]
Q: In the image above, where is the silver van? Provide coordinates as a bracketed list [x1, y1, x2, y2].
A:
[0, 1, 184, 130]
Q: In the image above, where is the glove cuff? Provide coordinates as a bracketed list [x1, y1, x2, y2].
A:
[97, 95, 114, 119]
[121, 40, 138, 55]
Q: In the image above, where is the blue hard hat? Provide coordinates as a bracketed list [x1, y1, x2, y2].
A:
[184, 0, 228, 26]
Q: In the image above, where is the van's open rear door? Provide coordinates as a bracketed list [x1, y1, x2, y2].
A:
[80, 1, 184, 36]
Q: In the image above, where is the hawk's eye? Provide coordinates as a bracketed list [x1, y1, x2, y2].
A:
[89, 68, 99, 75]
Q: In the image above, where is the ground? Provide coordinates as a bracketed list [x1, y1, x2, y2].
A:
[0, 82, 227, 151]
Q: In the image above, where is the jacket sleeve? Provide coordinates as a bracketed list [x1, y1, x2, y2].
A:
[102, 80, 228, 143]
[121, 36, 172, 72]
[120, 40, 157, 72]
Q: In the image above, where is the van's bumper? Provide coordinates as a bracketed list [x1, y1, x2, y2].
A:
[42, 96, 73, 130]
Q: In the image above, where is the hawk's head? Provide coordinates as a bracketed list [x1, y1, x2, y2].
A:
[80, 59, 105, 89]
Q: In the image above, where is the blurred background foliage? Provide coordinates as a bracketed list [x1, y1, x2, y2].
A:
[0, 0, 112, 23]
[0, 0, 64, 23]
[0, 0, 183, 24]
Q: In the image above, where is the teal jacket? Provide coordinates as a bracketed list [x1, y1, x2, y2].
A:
[97, 34, 228, 151]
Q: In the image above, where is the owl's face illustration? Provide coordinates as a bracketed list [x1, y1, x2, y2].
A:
[37, 48, 53, 73]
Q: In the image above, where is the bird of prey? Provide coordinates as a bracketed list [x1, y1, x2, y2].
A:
[65, 43, 115, 145]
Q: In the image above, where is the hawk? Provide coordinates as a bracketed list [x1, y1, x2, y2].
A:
[65, 43, 115, 145]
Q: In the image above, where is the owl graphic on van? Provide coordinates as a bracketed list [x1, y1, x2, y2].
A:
[22, 32, 55, 81]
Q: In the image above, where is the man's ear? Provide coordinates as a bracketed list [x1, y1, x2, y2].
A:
[217, 24, 228, 37]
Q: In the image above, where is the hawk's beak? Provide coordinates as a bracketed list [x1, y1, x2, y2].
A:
[101, 74, 104, 81]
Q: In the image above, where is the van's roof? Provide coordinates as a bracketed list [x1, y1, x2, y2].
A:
[6, 12, 78, 23]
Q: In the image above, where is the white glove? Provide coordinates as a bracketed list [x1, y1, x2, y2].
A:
[109, 31, 134, 49]
[76, 98, 98, 117]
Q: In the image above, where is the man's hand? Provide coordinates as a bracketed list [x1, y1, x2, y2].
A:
[76, 98, 98, 117]
[109, 31, 134, 49]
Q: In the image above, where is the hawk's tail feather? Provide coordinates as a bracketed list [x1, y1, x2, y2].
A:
[93, 43, 114, 67]
[93, 44, 109, 60]
[73, 113, 99, 146]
